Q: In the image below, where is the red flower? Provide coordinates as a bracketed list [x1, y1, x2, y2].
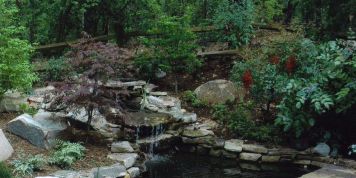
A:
[285, 56, 297, 74]
[270, 55, 280, 65]
[242, 70, 253, 90]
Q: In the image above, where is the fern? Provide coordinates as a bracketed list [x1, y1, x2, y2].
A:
[49, 140, 86, 168]
[11, 154, 46, 176]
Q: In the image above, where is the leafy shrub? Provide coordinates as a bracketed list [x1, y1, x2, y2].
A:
[46, 57, 70, 81]
[135, 10, 201, 80]
[212, 101, 281, 143]
[254, 0, 283, 23]
[49, 140, 86, 168]
[11, 154, 46, 176]
[213, 0, 255, 48]
[19, 103, 38, 116]
[231, 39, 356, 137]
[0, 162, 12, 178]
[0, 1, 38, 96]
[182, 90, 207, 107]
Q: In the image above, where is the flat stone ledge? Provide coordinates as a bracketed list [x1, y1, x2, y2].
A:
[300, 165, 356, 178]
[261, 156, 280, 163]
[224, 139, 243, 153]
[242, 144, 268, 154]
[239, 153, 262, 162]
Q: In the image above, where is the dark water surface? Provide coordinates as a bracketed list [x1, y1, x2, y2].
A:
[143, 153, 313, 178]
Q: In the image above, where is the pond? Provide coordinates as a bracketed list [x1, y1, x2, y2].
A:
[143, 153, 314, 178]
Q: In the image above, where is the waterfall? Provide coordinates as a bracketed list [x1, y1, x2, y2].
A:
[148, 124, 164, 158]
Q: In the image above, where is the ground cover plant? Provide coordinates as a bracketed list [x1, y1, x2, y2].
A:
[49, 140, 86, 168]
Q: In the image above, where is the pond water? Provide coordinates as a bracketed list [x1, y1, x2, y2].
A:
[143, 153, 313, 178]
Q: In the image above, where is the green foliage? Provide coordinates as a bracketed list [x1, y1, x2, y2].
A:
[135, 10, 201, 78]
[0, 162, 12, 178]
[11, 154, 46, 176]
[19, 103, 38, 116]
[46, 57, 70, 81]
[231, 38, 356, 137]
[0, 0, 38, 96]
[254, 0, 283, 23]
[182, 90, 207, 107]
[49, 140, 86, 168]
[212, 101, 281, 143]
[213, 0, 255, 48]
[275, 40, 355, 137]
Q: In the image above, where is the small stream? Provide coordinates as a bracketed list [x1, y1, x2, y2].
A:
[143, 153, 313, 178]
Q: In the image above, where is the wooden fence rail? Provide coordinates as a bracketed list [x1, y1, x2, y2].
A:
[34, 24, 294, 51]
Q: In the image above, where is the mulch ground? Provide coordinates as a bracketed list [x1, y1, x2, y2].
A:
[0, 113, 114, 178]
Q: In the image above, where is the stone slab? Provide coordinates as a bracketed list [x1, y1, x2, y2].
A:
[0, 129, 14, 161]
[300, 165, 356, 178]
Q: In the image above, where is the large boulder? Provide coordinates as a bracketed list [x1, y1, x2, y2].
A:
[313, 143, 331, 157]
[7, 113, 68, 149]
[0, 91, 27, 112]
[194, 79, 241, 105]
[67, 107, 121, 139]
[144, 96, 197, 123]
[0, 129, 14, 161]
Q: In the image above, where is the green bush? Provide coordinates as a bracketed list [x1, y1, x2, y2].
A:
[212, 101, 281, 143]
[0, 162, 12, 178]
[135, 9, 201, 80]
[11, 154, 46, 176]
[254, 0, 283, 23]
[49, 140, 86, 168]
[19, 103, 38, 116]
[231, 39, 356, 137]
[0, 1, 38, 97]
[182, 90, 207, 107]
[46, 57, 70, 81]
[213, 0, 255, 48]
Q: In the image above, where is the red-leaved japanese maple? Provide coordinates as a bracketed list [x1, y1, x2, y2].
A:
[54, 36, 132, 132]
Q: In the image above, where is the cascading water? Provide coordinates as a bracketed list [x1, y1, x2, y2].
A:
[147, 124, 164, 158]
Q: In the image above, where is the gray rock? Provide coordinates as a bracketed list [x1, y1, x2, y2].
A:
[127, 167, 140, 178]
[194, 80, 241, 105]
[0, 91, 27, 112]
[111, 141, 134, 153]
[222, 150, 237, 159]
[0, 129, 14, 161]
[182, 129, 214, 138]
[300, 165, 356, 178]
[293, 160, 311, 165]
[68, 107, 120, 139]
[7, 113, 68, 149]
[242, 144, 268, 154]
[261, 156, 280, 163]
[224, 139, 243, 153]
[209, 149, 223, 157]
[92, 164, 126, 178]
[150, 92, 168, 96]
[182, 136, 215, 145]
[155, 69, 167, 79]
[107, 153, 138, 168]
[239, 162, 261, 171]
[50, 170, 81, 178]
[313, 143, 331, 156]
[181, 112, 197, 123]
[239, 153, 262, 162]
[143, 96, 197, 123]
[196, 146, 210, 155]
